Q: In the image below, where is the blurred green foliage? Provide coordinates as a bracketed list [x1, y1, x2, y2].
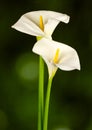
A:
[0, 0, 92, 130]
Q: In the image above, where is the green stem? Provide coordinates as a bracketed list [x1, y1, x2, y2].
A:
[38, 56, 44, 130]
[43, 76, 53, 130]
[36, 36, 44, 130]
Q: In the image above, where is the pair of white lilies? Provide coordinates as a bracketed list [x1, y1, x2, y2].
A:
[12, 10, 80, 130]
[12, 10, 80, 79]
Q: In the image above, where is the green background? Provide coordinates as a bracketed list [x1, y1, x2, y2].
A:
[0, 0, 92, 130]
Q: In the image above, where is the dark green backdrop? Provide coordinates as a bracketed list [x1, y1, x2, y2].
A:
[0, 0, 92, 130]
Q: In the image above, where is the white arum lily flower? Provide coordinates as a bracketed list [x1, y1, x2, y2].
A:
[32, 38, 80, 78]
[12, 10, 70, 39]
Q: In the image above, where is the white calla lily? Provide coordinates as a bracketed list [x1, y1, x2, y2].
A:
[12, 10, 70, 39]
[32, 38, 80, 78]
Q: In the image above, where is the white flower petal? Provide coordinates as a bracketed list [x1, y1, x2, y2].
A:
[12, 10, 70, 37]
[32, 38, 56, 60]
[25, 10, 70, 24]
[32, 38, 58, 77]
[44, 19, 60, 36]
[12, 15, 44, 36]
[56, 50, 80, 71]
[42, 57, 57, 78]
[32, 38, 80, 73]
[27, 10, 70, 36]
[55, 44, 80, 71]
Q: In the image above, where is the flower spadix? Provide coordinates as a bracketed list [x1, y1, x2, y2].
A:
[12, 10, 70, 39]
[32, 38, 80, 78]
